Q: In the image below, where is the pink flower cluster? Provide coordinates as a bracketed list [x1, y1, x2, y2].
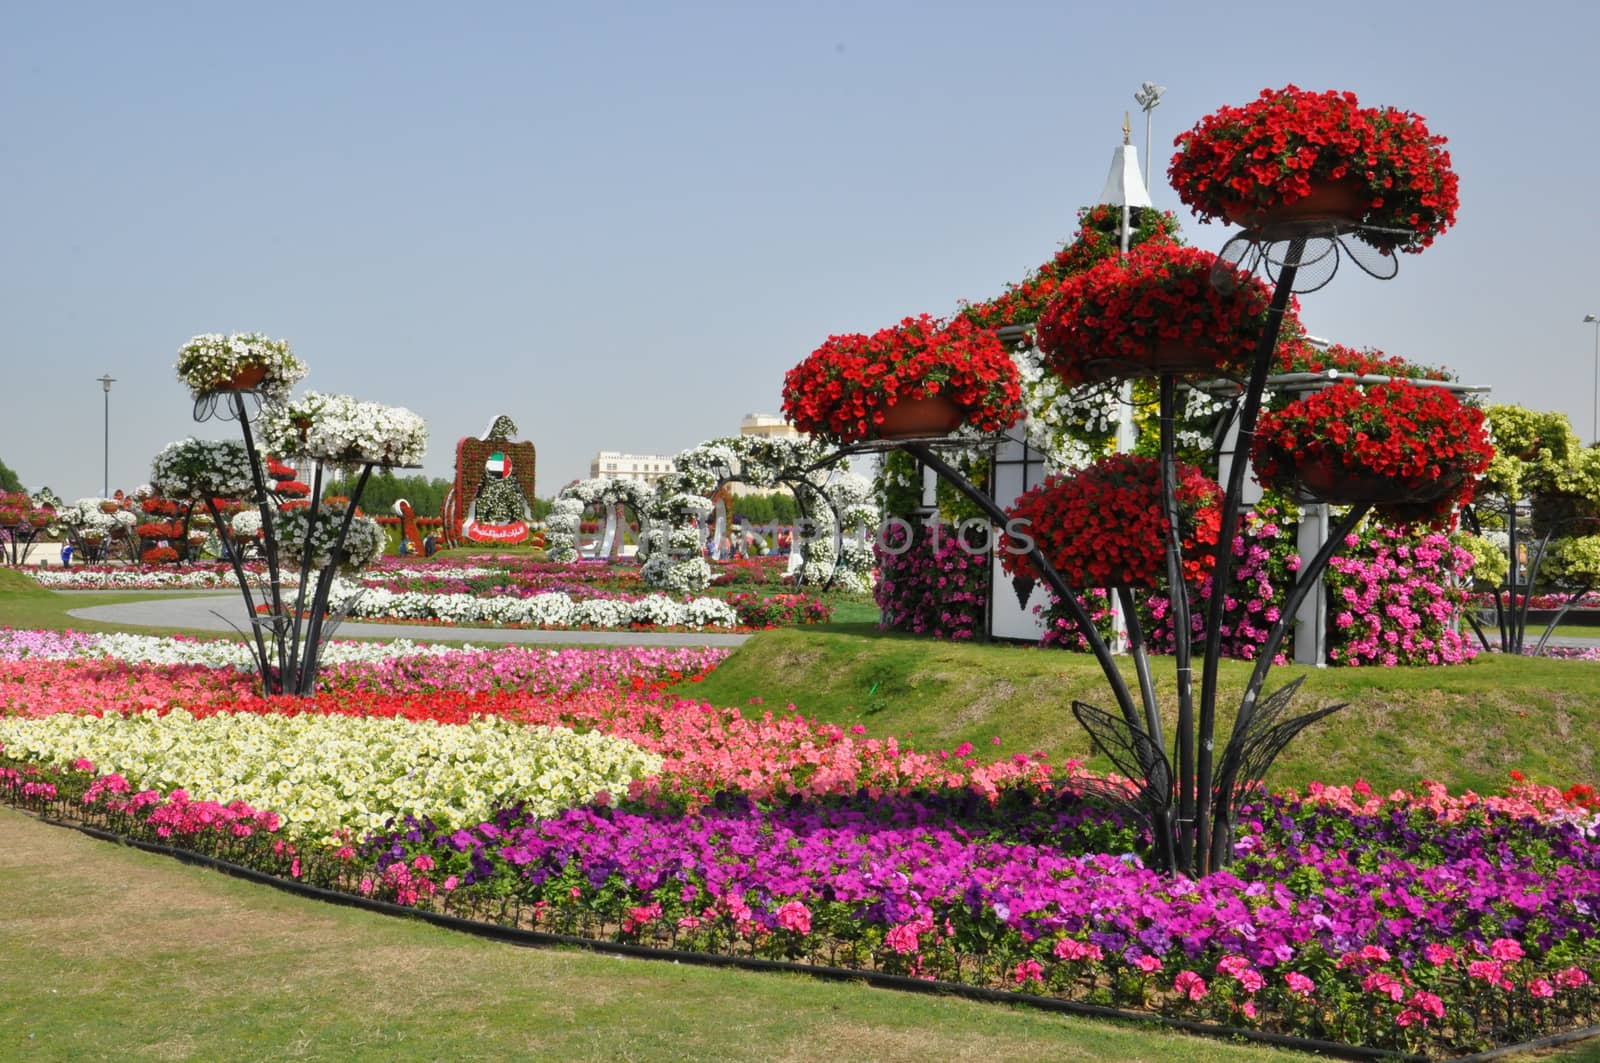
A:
[1326, 525, 1477, 666]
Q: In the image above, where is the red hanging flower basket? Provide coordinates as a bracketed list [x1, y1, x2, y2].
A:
[1252, 379, 1492, 524]
[1169, 85, 1459, 254]
[1036, 242, 1282, 387]
[782, 315, 1024, 444]
[1001, 453, 1222, 590]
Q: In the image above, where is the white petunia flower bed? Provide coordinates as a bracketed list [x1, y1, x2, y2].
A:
[327, 581, 740, 629]
[0, 630, 478, 670]
[0, 710, 663, 842]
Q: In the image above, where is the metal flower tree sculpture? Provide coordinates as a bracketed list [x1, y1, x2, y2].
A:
[783, 87, 1487, 877]
[1461, 405, 1600, 656]
[164, 334, 427, 695]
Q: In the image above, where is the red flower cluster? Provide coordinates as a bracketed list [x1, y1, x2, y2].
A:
[1001, 453, 1222, 589]
[1252, 380, 1492, 523]
[140, 498, 185, 517]
[141, 546, 180, 564]
[1273, 339, 1452, 382]
[1035, 242, 1279, 386]
[1169, 85, 1459, 253]
[782, 314, 1023, 444]
[135, 521, 183, 540]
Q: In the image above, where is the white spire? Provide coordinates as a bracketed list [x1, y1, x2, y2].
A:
[1098, 115, 1153, 209]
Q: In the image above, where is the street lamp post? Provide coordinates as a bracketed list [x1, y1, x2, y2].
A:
[1134, 82, 1165, 192]
[1585, 315, 1599, 446]
[98, 374, 115, 496]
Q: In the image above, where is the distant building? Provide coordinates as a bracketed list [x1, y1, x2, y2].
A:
[589, 416, 800, 490]
[739, 412, 801, 440]
[589, 451, 676, 486]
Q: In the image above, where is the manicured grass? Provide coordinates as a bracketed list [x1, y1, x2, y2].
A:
[0, 568, 236, 639]
[679, 626, 1600, 793]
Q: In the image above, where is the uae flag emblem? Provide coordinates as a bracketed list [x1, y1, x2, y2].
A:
[485, 451, 510, 478]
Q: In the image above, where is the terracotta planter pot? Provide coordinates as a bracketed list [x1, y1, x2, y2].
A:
[1224, 178, 1369, 233]
[874, 395, 965, 440]
[1067, 338, 1238, 386]
[219, 364, 269, 391]
[1294, 454, 1459, 506]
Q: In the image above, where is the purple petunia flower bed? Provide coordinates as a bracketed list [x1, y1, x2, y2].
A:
[358, 788, 1600, 1057]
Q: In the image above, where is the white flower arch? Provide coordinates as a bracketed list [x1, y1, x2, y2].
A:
[545, 477, 656, 563]
[639, 436, 879, 593]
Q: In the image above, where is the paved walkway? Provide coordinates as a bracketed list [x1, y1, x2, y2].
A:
[65, 593, 753, 648]
[53, 588, 1600, 652]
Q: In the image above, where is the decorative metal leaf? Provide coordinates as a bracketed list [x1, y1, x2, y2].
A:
[1224, 680, 1349, 805]
[1052, 773, 1150, 834]
[1070, 701, 1172, 812]
[314, 589, 362, 651]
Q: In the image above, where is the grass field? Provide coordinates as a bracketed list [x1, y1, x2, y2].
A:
[679, 623, 1600, 794]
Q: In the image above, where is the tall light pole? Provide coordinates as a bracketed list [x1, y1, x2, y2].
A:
[1586, 315, 1599, 446]
[98, 374, 115, 496]
[1134, 81, 1166, 192]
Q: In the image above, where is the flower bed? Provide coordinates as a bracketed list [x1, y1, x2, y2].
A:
[1, 629, 1595, 1056]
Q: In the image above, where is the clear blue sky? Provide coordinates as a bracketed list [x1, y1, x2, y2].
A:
[5, 1, 1598, 502]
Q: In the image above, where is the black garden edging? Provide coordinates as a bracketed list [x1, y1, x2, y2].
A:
[19, 809, 1598, 1063]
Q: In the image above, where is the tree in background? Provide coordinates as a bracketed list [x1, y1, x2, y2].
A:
[325, 472, 450, 517]
[728, 491, 800, 525]
[0, 458, 24, 494]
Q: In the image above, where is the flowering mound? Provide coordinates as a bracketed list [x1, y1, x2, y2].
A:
[782, 314, 1023, 444]
[2, 627, 1597, 1056]
[1169, 85, 1459, 253]
[1252, 380, 1493, 523]
[1273, 338, 1451, 382]
[1003, 454, 1222, 588]
[1035, 242, 1278, 386]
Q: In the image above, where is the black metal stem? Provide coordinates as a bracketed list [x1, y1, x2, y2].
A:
[1205, 501, 1372, 870]
[1514, 529, 1557, 656]
[204, 496, 270, 680]
[1531, 581, 1594, 657]
[1116, 586, 1165, 762]
[298, 463, 374, 694]
[1239, 502, 1371, 711]
[284, 460, 327, 691]
[233, 393, 290, 694]
[1155, 371, 1197, 870]
[1193, 237, 1305, 875]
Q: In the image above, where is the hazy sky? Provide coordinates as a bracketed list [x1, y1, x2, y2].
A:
[5, 1, 1599, 502]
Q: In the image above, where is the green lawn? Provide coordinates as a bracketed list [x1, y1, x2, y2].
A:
[678, 624, 1600, 793]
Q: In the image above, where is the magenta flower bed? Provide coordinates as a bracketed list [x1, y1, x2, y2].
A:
[356, 785, 1599, 1055]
